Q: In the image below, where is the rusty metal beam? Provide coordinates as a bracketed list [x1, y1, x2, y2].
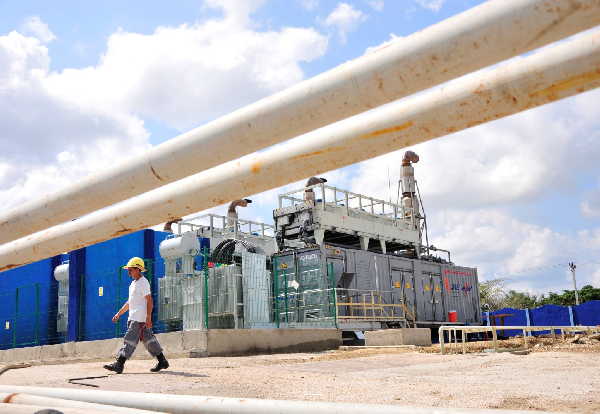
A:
[2, 29, 600, 271]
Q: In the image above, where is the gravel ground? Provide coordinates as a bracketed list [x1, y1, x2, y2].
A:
[1, 337, 599, 412]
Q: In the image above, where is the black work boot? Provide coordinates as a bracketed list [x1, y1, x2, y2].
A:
[150, 352, 169, 372]
[103, 356, 126, 374]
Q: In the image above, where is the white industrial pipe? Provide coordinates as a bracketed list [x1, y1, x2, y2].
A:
[2, 29, 600, 271]
[1, 0, 599, 245]
[0, 386, 553, 414]
[0, 393, 162, 414]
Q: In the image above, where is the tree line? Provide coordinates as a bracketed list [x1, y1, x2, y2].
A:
[479, 279, 600, 311]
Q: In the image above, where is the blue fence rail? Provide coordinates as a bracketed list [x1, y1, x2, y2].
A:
[483, 301, 600, 337]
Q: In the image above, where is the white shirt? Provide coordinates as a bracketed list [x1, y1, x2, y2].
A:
[128, 276, 151, 322]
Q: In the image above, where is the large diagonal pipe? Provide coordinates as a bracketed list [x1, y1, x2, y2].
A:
[1, 0, 599, 244]
[1, 29, 600, 271]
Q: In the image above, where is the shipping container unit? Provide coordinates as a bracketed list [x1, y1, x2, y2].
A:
[272, 245, 481, 331]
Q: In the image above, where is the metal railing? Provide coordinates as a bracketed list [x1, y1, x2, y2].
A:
[335, 288, 415, 326]
[177, 213, 275, 240]
[278, 183, 417, 224]
[439, 325, 600, 354]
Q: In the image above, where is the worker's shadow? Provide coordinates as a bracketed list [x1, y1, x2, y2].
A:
[127, 371, 209, 378]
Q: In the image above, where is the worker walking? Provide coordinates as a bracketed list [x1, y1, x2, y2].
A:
[103, 257, 169, 374]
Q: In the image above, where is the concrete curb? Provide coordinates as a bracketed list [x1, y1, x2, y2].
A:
[0, 329, 341, 365]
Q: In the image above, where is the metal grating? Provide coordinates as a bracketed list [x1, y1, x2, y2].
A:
[242, 251, 273, 328]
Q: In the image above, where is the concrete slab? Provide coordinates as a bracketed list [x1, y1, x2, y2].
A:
[39, 343, 76, 361]
[182, 330, 207, 351]
[130, 331, 184, 359]
[205, 329, 341, 356]
[74, 338, 121, 360]
[2, 346, 42, 363]
[365, 328, 431, 346]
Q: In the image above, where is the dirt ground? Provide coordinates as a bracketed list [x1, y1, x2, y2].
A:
[1, 335, 600, 413]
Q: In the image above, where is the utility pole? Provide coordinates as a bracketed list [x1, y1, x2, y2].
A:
[568, 262, 580, 306]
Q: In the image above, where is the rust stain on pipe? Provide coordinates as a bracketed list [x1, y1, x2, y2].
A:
[112, 228, 133, 237]
[291, 146, 344, 161]
[529, 69, 600, 99]
[250, 162, 262, 174]
[359, 121, 414, 139]
[0, 264, 18, 272]
[3, 393, 18, 403]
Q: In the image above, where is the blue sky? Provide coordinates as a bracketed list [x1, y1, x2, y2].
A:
[1, 0, 600, 295]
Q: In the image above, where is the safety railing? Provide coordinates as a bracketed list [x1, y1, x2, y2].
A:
[439, 325, 600, 354]
[277, 184, 417, 224]
[334, 289, 415, 326]
[177, 213, 275, 240]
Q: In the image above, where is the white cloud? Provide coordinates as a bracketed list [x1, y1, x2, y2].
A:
[21, 16, 56, 44]
[429, 210, 562, 272]
[425, 208, 600, 292]
[0, 30, 149, 211]
[204, 0, 266, 25]
[591, 268, 600, 286]
[414, 0, 446, 12]
[581, 187, 600, 218]
[1, 4, 328, 213]
[367, 0, 384, 12]
[323, 3, 367, 44]
[299, 0, 319, 11]
[45, 12, 327, 131]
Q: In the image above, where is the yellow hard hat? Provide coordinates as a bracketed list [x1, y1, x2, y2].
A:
[123, 257, 146, 272]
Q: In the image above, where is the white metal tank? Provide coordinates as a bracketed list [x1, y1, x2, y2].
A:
[159, 231, 200, 259]
[53, 263, 69, 282]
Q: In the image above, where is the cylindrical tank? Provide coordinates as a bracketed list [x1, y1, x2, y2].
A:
[159, 232, 200, 259]
[53, 263, 69, 282]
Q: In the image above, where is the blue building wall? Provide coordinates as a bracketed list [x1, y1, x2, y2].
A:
[0, 257, 61, 349]
[78, 231, 149, 341]
[0, 229, 187, 348]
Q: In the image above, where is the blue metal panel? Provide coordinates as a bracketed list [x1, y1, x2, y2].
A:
[152, 231, 171, 279]
[488, 307, 527, 337]
[0, 258, 56, 348]
[0, 291, 16, 350]
[573, 300, 600, 326]
[80, 231, 147, 341]
[529, 304, 571, 335]
[68, 249, 85, 342]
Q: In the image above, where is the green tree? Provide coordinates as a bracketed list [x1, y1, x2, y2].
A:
[539, 285, 600, 306]
[479, 278, 506, 311]
[579, 285, 600, 303]
[503, 290, 539, 309]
